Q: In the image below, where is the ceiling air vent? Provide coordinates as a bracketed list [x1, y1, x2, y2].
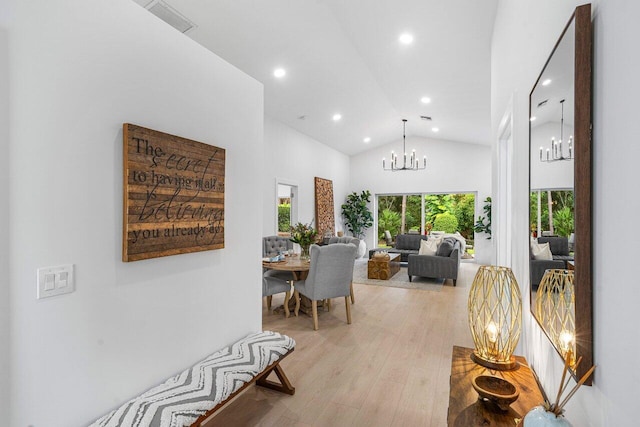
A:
[420, 115, 432, 121]
[145, 0, 197, 34]
[537, 99, 548, 108]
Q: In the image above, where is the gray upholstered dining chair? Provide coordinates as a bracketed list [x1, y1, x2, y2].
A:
[293, 243, 357, 330]
[263, 276, 293, 318]
[327, 236, 359, 304]
[262, 235, 294, 281]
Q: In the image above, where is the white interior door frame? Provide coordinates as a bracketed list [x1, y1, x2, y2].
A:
[275, 178, 298, 234]
[496, 99, 514, 267]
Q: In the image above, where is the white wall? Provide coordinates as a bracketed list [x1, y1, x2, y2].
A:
[350, 136, 492, 262]
[0, 27, 10, 421]
[262, 117, 351, 235]
[493, 0, 638, 425]
[6, 0, 263, 425]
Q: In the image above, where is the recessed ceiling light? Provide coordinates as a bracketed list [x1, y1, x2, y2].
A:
[421, 97, 431, 104]
[530, 116, 537, 122]
[273, 68, 286, 78]
[432, 127, 439, 132]
[399, 33, 414, 45]
[363, 137, 371, 143]
[332, 113, 342, 121]
[542, 79, 552, 86]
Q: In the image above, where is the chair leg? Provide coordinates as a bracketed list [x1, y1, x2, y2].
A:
[350, 281, 355, 304]
[345, 296, 352, 324]
[326, 299, 332, 311]
[283, 291, 291, 318]
[408, 275, 412, 282]
[294, 290, 300, 317]
[312, 300, 319, 331]
[266, 295, 273, 311]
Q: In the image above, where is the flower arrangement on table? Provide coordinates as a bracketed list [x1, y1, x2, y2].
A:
[289, 222, 318, 260]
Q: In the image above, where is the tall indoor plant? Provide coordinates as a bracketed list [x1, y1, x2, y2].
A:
[341, 190, 373, 239]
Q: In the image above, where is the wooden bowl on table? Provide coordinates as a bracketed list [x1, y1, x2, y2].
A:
[472, 375, 519, 411]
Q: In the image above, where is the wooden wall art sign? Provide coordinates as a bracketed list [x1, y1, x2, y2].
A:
[122, 124, 225, 262]
[314, 177, 335, 238]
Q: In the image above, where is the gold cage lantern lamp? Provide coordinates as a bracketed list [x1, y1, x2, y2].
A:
[468, 266, 522, 371]
[536, 269, 576, 366]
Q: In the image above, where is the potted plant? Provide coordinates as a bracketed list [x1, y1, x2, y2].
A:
[341, 190, 373, 239]
[289, 221, 317, 260]
[473, 196, 492, 239]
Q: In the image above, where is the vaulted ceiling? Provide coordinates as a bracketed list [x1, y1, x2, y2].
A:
[133, 0, 498, 155]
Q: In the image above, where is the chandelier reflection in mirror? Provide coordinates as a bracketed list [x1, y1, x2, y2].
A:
[540, 99, 574, 162]
[382, 119, 426, 171]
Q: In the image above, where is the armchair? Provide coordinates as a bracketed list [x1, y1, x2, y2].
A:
[294, 243, 357, 330]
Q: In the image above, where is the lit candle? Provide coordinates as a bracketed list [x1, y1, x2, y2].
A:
[383, 158, 386, 168]
[423, 156, 427, 167]
[546, 148, 550, 161]
[486, 321, 499, 343]
[540, 147, 543, 161]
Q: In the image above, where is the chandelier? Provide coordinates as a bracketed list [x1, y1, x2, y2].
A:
[382, 119, 426, 171]
[540, 99, 574, 162]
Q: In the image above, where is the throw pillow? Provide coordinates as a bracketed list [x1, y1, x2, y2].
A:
[532, 242, 553, 260]
[436, 239, 454, 257]
[429, 234, 444, 247]
[418, 239, 438, 256]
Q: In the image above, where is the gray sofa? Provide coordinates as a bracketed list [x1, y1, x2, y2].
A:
[368, 233, 428, 263]
[407, 238, 461, 285]
[530, 236, 574, 288]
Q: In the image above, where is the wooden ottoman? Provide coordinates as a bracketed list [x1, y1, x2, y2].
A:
[368, 252, 401, 280]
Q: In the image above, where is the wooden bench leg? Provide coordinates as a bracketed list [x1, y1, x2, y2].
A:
[256, 363, 296, 395]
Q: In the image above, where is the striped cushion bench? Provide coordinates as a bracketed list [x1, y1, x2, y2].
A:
[90, 331, 296, 427]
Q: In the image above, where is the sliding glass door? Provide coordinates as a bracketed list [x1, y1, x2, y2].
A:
[375, 193, 476, 248]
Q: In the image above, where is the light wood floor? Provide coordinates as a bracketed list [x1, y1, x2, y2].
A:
[205, 262, 479, 427]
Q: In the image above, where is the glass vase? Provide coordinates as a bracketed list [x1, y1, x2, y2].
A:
[523, 406, 572, 427]
[300, 245, 310, 261]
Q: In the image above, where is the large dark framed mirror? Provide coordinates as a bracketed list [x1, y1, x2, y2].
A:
[529, 4, 592, 384]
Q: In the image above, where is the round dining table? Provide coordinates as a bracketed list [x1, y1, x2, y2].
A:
[262, 256, 311, 317]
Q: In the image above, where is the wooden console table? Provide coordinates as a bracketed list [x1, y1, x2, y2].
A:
[448, 346, 545, 426]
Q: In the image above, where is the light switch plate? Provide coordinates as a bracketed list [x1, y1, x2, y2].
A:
[37, 264, 75, 299]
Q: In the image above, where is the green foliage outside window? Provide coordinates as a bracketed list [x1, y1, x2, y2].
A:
[278, 204, 290, 233]
[530, 190, 574, 237]
[375, 193, 476, 246]
[378, 209, 401, 240]
[452, 194, 476, 239]
[433, 212, 459, 233]
[424, 194, 453, 226]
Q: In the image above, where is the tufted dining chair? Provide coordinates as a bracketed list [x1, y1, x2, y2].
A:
[327, 236, 359, 304]
[262, 235, 294, 281]
[263, 275, 293, 318]
[293, 243, 357, 330]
